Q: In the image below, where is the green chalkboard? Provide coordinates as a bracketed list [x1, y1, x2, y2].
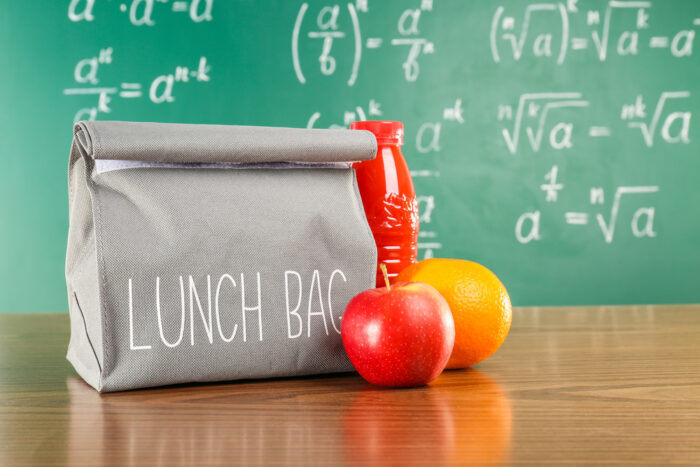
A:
[1, 0, 699, 312]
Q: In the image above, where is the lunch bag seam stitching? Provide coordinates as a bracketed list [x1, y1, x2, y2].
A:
[73, 291, 103, 374]
[90, 178, 110, 389]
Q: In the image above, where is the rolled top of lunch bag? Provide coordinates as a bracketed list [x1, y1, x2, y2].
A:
[73, 121, 377, 165]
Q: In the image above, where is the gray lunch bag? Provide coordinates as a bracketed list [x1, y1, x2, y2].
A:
[66, 121, 377, 392]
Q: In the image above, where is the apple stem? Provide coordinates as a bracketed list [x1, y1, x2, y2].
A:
[380, 263, 391, 291]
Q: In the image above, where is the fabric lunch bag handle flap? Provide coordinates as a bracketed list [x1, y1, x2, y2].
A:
[73, 121, 377, 165]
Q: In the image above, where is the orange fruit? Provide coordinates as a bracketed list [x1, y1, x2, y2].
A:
[396, 258, 512, 369]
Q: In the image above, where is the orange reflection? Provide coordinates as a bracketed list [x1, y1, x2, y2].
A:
[342, 369, 512, 465]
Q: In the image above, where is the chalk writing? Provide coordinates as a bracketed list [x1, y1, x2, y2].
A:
[500, 92, 589, 154]
[541, 165, 564, 202]
[56, 1, 697, 270]
[622, 92, 692, 146]
[64, 49, 211, 123]
[516, 167, 659, 244]
[292, 1, 435, 86]
[68, 0, 214, 26]
[490, 1, 697, 63]
[417, 194, 440, 260]
[390, 2, 436, 82]
[498, 90, 692, 153]
[306, 99, 382, 128]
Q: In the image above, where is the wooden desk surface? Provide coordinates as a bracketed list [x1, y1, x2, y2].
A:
[1, 306, 699, 466]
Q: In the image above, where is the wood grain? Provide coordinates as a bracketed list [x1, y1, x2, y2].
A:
[1, 306, 699, 466]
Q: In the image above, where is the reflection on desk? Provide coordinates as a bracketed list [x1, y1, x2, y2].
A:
[1, 305, 700, 465]
[65, 369, 511, 465]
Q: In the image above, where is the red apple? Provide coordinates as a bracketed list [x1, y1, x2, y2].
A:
[341, 265, 455, 387]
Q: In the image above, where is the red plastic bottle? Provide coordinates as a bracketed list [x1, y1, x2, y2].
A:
[350, 121, 419, 287]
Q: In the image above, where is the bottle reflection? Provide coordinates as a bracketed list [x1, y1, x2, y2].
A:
[342, 369, 512, 465]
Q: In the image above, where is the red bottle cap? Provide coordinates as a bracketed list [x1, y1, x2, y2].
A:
[350, 120, 404, 145]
